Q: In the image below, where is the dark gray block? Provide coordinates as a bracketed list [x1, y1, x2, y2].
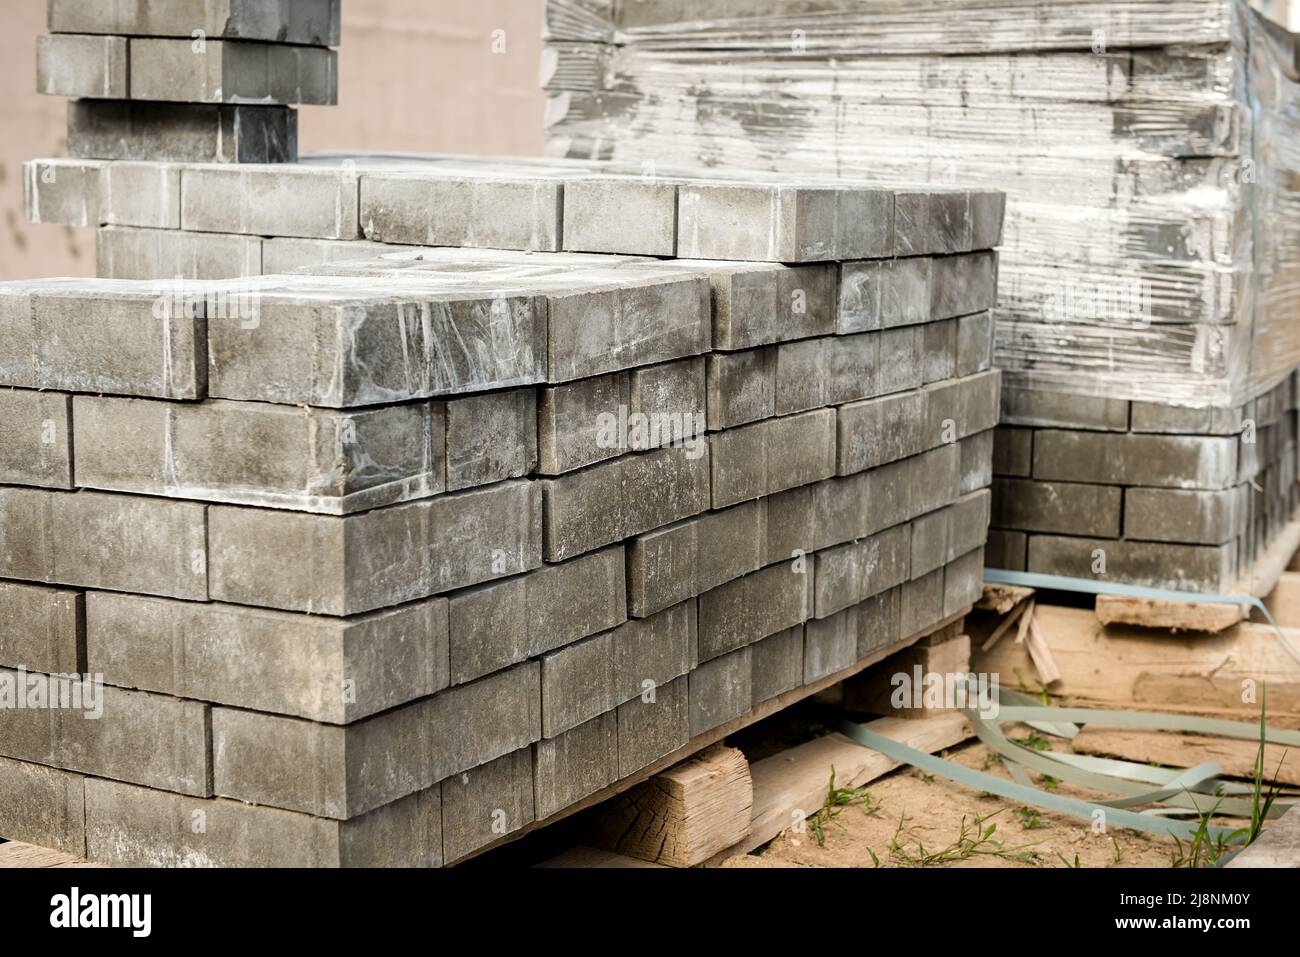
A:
[0, 582, 83, 675]
[68, 101, 298, 164]
[991, 477, 1123, 537]
[616, 675, 688, 777]
[534, 711, 619, 819]
[688, 647, 752, 737]
[750, 626, 804, 706]
[440, 749, 535, 863]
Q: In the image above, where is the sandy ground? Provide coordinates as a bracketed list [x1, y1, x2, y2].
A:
[722, 735, 1230, 869]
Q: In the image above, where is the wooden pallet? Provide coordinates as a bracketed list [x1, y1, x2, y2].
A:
[1094, 509, 1300, 633]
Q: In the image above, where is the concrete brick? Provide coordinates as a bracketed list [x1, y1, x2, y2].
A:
[750, 626, 804, 706]
[534, 711, 618, 819]
[548, 274, 711, 382]
[1028, 535, 1237, 593]
[1124, 487, 1245, 545]
[0, 582, 83, 675]
[74, 395, 444, 514]
[261, 236, 391, 273]
[630, 355, 706, 426]
[446, 389, 537, 491]
[909, 508, 951, 579]
[209, 479, 541, 615]
[627, 501, 762, 617]
[440, 749, 534, 862]
[986, 529, 1027, 571]
[677, 184, 892, 262]
[892, 192, 931, 257]
[761, 484, 816, 565]
[538, 371, 627, 474]
[930, 251, 997, 320]
[1131, 400, 1241, 436]
[0, 389, 72, 489]
[68, 101, 298, 164]
[0, 488, 207, 600]
[36, 34, 128, 98]
[711, 409, 835, 508]
[956, 310, 994, 376]
[448, 547, 624, 685]
[774, 338, 828, 415]
[837, 261, 884, 334]
[877, 326, 922, 395]
[991, 478, 1122, 537]
[541, 631, 615, 738]
[85, 778, 441, 868]
[929, 190, 974, 254]
[0, 673, 210, 795]
[837, 389, 928, 475]
[697, 561, 813, 662]
[920, 319, 958, 384]
[563, 178, 677, 256]
[856, 586, 903, 656]
[706, 261, 838, 350]
[814, 523, 910, 619]
[543, 444, 710, 562]
[0, 282, 206, 398]
[825, 333, 880, 406]
[23, 158, 102, 228]
[86, 592, 448, 724]
[1033, 431, 1239, 490]
[97, 224, 262, 280]
[970, 191, 1007, 250]
[131, 39, 337, 105]
[25, 159, 184, 230]
[181, 166, 357, 239]
[949, 490, 992, 561]
[900, 567, 946, 638]
[1002, 386, 1129, 431]
[361, 173, 561, 251]
[207, 290, 547, 407]
[617, 675, 688, 777]
[960, 430, 995, 494]
[689, 647, 752, 737]
[993, 426, 1033, 477]
[49, 0, 343, 45]
[0, 756, 85, 856]
[612, 599, 696, 705]
[805, 609, 858, 682]
[944, 548, 985, 617]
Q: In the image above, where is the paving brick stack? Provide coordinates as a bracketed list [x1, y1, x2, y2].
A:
[540, 0, 1300, 593]
[35, 0, 341, 163]
[6, 145, 1004, 865]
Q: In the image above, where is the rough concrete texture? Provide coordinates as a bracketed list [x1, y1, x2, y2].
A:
[130, 39, 338, 105]
[97, 224, 262, 279]
[440, 748, 535, 862]
[540, 630, 615, 738]
[0, 581, 83, 675]
[181, 166, 358, 239]
[448, 546, 625, 685]
[74, 395, 445, 513]
[0, 488, 208, 600]
[68, 100, 298, 164]
[534, 710, 619, 819]
[697, 561, 813, 663]
[1002, 386, 1129, 431]
[563, 178, 677, 256]
[1032, 431, 1239, 490]
[611, 599, 697, 705]
[0, 756, 86, 856]
[86, 592, 449, 724]
[85, 778, 440, 868]
[617, 675, 688, 778]
[1027, 535, 1237, 593]
[0, 281, 206, 398]
[688, 646, 752, 737]
[36, 34, 128, 98]
[0, 389, 72, 489]
[209, 479, 542, 615]
[0, 673, 210, 796]
[710, 409, 836, 508]
[750, 626, 805, 706]
[48, 0, 342, 45]
[706, 261, 837, 350]
[1123, 486, 1247, 545]
[804, 609, 858, 682]
[446, 389, 538, 491]
[991, 477, 1123, 538]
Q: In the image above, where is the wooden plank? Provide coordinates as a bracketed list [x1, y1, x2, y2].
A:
[977, 583, 1034, 615]
[0, 842, 102, 869]
[1266, 571, 1300, 629]
[1025, 610, 1062, 685]
[980, 600, 1029, 652]
[1095, 596, 1245, 633]
[589, 746, 752, 867]
[975, 603, 1300, 716]
[452, 605, 973, 864]
[705, 713, 971, 865]
[1071, 729, 1300, 787]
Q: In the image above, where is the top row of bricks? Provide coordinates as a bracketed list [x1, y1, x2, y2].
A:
[48, 0, 342, 47]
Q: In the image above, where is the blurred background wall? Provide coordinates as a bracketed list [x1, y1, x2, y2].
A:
[1, 0, 546, 280]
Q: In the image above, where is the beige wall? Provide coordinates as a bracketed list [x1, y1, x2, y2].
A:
[1, 0, 546, 280]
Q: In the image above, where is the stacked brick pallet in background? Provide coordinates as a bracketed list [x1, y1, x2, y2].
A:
[539, 0, 1300, 592]
[5, 150, 1004, 863]
[35, 0, 341, 163]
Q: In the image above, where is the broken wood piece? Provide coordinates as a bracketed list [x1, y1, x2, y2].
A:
[1024, 612, 1062, 685]
[981, 599, 1029, 653]
[1095, 596, 1245, 633]
[978, 582, 1035, 615]
[587, 745, 753, 867]
[1015, 599, 1035, 645]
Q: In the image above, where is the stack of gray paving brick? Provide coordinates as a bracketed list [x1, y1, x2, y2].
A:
[6, 151, 1004, 865]
[36, 0, 341, 164]
[539, 0, 1300, 594]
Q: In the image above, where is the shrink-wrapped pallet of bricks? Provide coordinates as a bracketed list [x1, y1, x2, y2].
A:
[540, 0, 1300, 593]
[8, 148, 1006, 863]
